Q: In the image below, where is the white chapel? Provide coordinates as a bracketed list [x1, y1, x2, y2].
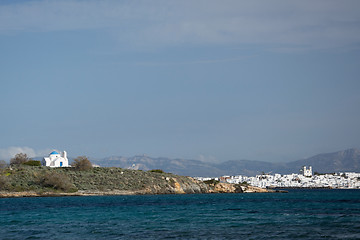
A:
[42, 151, 69, 167]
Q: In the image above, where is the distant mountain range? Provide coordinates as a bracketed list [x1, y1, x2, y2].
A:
[91, 148, 360, 177]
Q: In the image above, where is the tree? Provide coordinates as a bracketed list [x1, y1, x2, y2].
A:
[10, 153, 30, 166]
[72, 156, 93, 170]
[0, 160, 8, 169]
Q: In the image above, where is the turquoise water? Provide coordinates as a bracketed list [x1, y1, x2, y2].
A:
[1, 189, 360, 239]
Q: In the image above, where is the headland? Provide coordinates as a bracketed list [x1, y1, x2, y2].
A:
[0, 165, 274, 198]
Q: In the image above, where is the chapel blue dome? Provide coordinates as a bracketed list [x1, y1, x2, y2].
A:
[50, 151, 59, 155]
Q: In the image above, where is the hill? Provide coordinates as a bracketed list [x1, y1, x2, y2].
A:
[285, 148, 360, 174]
[92, 155, 224, 177]
[0, 165, 271, 197]
[0, 165, 209, 196]
[91, 148, 360, 177]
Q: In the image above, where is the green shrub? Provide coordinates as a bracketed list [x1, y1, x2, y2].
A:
[0, 175, 10, 190]
[148, 169, 165, 173]
[203, 179, 219, 185]
[23, 160, 41, 166]
[38, 172, 77, 192]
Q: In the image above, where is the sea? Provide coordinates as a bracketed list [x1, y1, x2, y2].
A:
[1, 189, 360, 239]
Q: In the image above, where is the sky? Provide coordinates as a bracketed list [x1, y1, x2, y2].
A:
[1, 0, 360, 163]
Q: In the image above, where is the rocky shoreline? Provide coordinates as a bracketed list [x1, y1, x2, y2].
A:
[0, 166, 280, 198]
[0, 190, 138, 198]
[0, 184, 278, 198]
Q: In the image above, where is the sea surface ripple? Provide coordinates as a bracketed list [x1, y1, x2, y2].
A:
[1, 189, 360, 239]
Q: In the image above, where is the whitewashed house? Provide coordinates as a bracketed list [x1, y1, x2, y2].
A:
[42, 151, 69, 167]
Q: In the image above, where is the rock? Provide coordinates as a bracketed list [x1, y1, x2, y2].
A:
[212, 183, 236, 193]
[241, 185, 272, 193]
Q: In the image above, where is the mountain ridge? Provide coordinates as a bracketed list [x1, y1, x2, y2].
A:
[90, 148, 360, 177]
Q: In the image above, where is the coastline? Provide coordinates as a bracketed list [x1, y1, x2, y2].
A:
[266, 186, 352, 190]
[0, 190, 140, 198]
[0, 166, 284, 198]
[0, 185, 281, 198]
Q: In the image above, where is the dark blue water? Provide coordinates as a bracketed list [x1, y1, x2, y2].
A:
[1, 189, 360, 239]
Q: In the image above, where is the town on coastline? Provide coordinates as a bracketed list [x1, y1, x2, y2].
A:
[196, 166, 360, 189]
[2, 150, 360, 198]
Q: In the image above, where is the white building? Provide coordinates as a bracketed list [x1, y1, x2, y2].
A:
[42, 151, 69, 167]
[213, 169, 360, 189]
[303, 166, 313, 177]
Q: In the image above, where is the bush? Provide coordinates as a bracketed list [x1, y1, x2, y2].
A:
[72, 156, 93, 171]
[0, 160, 8, 169]
[203, 179, 220, 185]
[10, 153, 30, 166]
[0, 175, 10, 190]
[23, 160, 41, 167]
[148, 169, 165, 173]
[38, 172, 77, 192]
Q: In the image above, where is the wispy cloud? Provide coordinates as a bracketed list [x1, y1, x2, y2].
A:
[0, 0, 359, 50]
[135, 55, 257, 66]
[0, 146, 52, 160]
[198, 154, 218, 163]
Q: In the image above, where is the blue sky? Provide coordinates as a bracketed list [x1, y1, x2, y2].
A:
[1, 0, 360, 162]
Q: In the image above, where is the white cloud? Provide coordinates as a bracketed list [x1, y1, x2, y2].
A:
[0, 146, 52, 160]
[0, 0, 359, 50]
[198, 154, 218, 163]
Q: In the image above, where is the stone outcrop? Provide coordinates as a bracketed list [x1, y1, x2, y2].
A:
[208, 183, 274, 193]
[211, 183, 236, 193]
[241, 185, 273, 193]
[139, 176, 209, 195]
